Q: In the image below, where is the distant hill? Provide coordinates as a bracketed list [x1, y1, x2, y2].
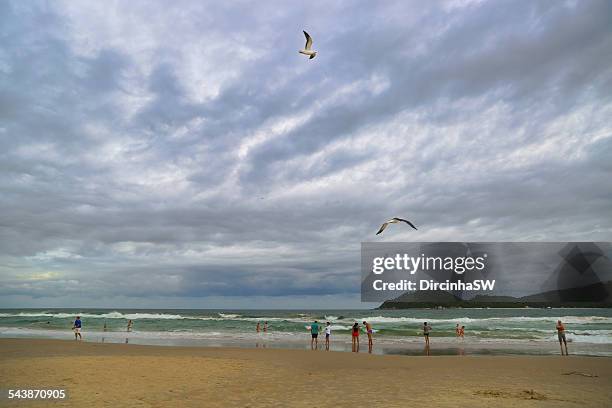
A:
[391, 289, 462, 303]
[520, 280, 610, 303]
[378, 281, 612, 309]
[469, 294, 519, 303]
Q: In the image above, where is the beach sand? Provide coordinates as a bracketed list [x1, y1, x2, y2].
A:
[1, 339, 611, 407]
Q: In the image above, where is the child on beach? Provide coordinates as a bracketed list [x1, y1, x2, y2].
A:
[264, 321, 268, 333]
[324, 322, 331, 351]
[556, 320, 569, 356]
[455, 324, 460, 337]
[351, 322, 360, 352]
[256, 322, 260, 333]
[459, 326, 465, 339]
[72, 316, 82, 341]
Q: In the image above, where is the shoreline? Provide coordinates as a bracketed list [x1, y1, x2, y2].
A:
[2, 333, 611, 357]
[2, 339, 612, 407]
[3, 337, 612, 358]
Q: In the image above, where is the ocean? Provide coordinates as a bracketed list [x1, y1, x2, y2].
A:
[2, 308, 611, 356]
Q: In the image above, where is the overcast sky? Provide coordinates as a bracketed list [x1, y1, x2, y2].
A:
[1, 0, 611, 309]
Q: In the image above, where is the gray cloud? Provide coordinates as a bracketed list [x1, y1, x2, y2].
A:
[0, 0, 611, 308]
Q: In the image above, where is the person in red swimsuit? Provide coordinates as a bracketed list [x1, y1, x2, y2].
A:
[351, 322, 360, 352]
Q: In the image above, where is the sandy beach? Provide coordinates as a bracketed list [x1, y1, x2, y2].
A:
[1, 339, 611, 407]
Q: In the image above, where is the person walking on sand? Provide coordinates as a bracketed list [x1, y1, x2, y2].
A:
[324, 322, 331, 351]
[310, 320, 320, 350]
[351, 322, 360, 352]
[72, 316, 82, 341]
[127, 319, 133, 332]
[556, 320, 569, 356]
[423, 322, 432, 347]
[256, 322, 261, 333]
[363, 321, 373, 352]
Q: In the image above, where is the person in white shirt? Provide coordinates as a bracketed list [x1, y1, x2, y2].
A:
[324, 322, 332, 351]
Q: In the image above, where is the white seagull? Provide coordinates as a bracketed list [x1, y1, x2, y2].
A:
[376, 218, 418, 235]
[299, 31, 317, 59]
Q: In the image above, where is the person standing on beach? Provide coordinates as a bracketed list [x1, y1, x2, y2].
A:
[363, 321, 373, 352]
[310, 320, 320, 350]
[556, 320, 568, 355]
[264, 321, 268, 333]
[324, 322, 331, 351]
[102, 320, 107, 342]
[256, 322, 261, 333]
[423, 322, 432, 347]
[351, 322, 360, 352]
[72, 316, 82, 341]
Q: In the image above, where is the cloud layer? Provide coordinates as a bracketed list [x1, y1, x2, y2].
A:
[1, 0, 611, 308]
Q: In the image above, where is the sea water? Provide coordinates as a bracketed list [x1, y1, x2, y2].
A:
[1, 308, 611, 356]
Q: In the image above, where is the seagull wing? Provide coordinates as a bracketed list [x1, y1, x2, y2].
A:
[303, 31, 313, 50]
[376, 222, 389, 235]
[393, 218, 418, 230]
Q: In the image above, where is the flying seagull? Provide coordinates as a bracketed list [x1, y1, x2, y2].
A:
[299, 31, 317, 59]
[376, 218, 418, 235]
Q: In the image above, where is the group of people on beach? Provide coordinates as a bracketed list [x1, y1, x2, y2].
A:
[308, 321, 333, 350]
[69, 315, 570, 356]
[303, 319, 570, 356]
[455, 324, 465, 339]
[307, 320, 375, 353]
[71, 316, 134, 341]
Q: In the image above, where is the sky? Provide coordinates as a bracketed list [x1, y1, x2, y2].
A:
[0, 0, 611, 309]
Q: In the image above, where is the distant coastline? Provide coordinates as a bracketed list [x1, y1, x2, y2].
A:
[378, 301, 612, 309]
[378, 281, 612, 309]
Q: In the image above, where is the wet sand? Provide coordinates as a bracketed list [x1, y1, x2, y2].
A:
[1, 338, 611, 407]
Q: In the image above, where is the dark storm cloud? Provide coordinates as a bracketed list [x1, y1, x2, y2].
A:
[0, 0, 611, 307]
